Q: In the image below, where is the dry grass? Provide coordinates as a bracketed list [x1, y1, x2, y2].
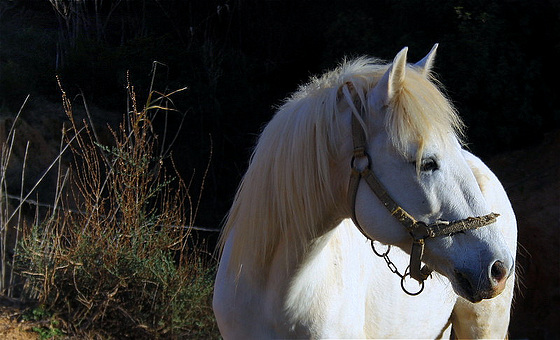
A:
[2, 73, 219, 338]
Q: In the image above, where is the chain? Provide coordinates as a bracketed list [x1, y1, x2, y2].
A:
[370, 240, 425, 296]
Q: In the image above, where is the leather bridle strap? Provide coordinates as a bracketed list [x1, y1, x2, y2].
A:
[348, 113, 499, 283]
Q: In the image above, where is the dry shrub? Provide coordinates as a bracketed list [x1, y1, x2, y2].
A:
[16, 77, 218, 338]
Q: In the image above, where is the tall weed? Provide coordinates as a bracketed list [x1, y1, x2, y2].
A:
[15, 76, 219, 338]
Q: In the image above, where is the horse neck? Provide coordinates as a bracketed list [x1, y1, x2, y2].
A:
[247, 210, 345, 284]
[281, 219, 376, 333]
[221, 147, 348, 283]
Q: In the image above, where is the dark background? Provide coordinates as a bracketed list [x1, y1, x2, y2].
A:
[1, 1, 559, 338]
[1, 0, 558, 230]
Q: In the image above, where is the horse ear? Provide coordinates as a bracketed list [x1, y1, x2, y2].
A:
[370, 46, 408, 108]
[414, 43, 438, 76]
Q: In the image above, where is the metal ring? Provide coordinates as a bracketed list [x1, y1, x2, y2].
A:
[371, 240, 391, 257]
[350, 153, 372, 172]
[400, 267, 425, 296]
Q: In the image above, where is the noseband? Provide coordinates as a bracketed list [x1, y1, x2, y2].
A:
[347, 114, 499, 294]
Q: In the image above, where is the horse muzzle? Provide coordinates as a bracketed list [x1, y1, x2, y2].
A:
[453, 258, 514, 303]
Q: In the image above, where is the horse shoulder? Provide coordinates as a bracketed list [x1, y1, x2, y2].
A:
[213, 233, 280, 339]
[285, 222, 372, 338]
[450, 150, 517, 339]
[214, 224, 369, 339]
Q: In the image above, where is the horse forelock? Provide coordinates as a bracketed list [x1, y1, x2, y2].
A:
[218, 57, 463, 276]
[383, 68, 465, 162]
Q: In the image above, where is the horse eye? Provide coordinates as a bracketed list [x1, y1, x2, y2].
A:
[419, 158, 439, 172]
[412, 158, 439, 172]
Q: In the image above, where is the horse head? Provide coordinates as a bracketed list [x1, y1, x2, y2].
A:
[342, 45, 514, 302]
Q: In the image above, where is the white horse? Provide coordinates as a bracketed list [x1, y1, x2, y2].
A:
[214, 45, 517, 339]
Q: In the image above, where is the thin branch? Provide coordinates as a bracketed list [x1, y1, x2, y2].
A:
[5, 126, 86, 225]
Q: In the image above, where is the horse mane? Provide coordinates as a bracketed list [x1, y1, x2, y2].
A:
[218, 57, 464, 276]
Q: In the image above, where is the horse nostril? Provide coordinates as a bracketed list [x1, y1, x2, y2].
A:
[455, 270, 476, 301]
[490, 260, 508, 285]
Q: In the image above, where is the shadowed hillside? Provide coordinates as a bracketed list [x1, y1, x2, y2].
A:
[488, 130, 560, 339]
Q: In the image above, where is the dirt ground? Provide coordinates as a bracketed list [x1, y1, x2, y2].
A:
[0, 300, 37, 340]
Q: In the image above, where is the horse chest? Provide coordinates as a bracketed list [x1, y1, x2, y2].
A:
[364, 270, 456, 338]
[284, 227, 456, 338]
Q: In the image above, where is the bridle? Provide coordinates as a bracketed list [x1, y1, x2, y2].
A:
[347, 113, 499, 295]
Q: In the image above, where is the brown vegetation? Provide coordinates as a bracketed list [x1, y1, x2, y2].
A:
[0, 79, 219, 338]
